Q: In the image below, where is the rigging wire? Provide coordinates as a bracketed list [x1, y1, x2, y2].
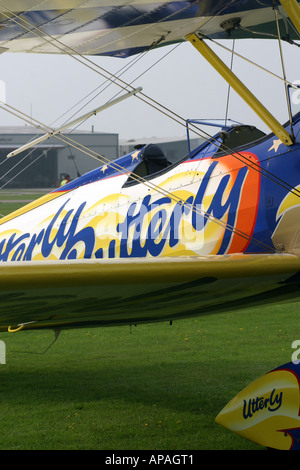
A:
[274, 1, 295, 141]
[0, 99, 276, 253]
[52, 42, 182, 135]
[205, 36, 299, 89]
[1, 93, 275, 252]
[224, 39, 235, 127]
[1, 57, 300, 202]
[0, 2, 298, 251]
[255, 0, 300, 41]
[56, 133, 276, 253]
[239, 23, 300, 46]
[0, 68, 298, 215]
[0, 30, 164, 178]
[0, 2, 247, 139]
[1, 3, 300, 200]
[0, 151, 47, 189]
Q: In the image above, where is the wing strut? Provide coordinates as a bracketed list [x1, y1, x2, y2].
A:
[279, 0, 300, 33]
[186, 33, 294, 147]
[6, 87, 142, 159]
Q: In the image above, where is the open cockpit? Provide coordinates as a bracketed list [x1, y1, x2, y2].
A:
[123, 120, 267, 187]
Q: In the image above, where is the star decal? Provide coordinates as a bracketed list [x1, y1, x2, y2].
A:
[101, 164, 108, 173]
[131, 151, 139, 163]
[268, 139, 283, 153]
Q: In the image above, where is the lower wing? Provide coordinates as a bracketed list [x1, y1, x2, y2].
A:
[1, 253, 300, 332]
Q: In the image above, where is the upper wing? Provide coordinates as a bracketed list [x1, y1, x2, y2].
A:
[1, 253, 300, 332]
[0, 1, 296, 58]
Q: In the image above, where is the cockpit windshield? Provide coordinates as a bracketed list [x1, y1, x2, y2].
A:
[122, 120, 267, 188]
[124, 144, 171, 186]
[289, 82, 300, 119]
[186, 119, 266, 160]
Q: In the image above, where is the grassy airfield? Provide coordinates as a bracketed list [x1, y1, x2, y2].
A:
[0, 191, 298, 450]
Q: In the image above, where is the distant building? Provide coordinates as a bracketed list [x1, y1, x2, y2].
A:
[0, 126, 118, 188]
[0, 126, 205, 189]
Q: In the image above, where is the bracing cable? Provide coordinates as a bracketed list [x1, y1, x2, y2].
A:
[0, 2, 299, 252]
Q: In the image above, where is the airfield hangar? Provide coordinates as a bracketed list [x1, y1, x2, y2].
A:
[0, 126, 203, 189]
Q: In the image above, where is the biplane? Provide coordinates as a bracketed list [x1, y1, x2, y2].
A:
[0, 0, 300, 450]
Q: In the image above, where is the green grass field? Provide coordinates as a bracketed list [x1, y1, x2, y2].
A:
[0, 191, 299, 450]
[1, 307, 298, 451]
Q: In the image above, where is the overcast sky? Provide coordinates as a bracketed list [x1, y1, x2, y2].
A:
[0, 38, 299, 144]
